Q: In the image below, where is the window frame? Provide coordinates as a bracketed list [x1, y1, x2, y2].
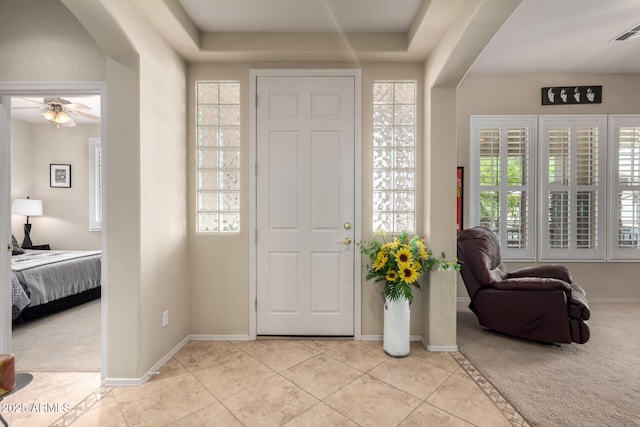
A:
[88, 137, 102, 232]
[471, 114, 640, 263]
[469, 115, 537, 261]
[538, 115, 606, 261]
[371, 80, 417, 233]
[195, 80, 241, 234]
[608, 114, 640, 261]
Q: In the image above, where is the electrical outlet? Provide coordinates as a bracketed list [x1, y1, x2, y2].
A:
[162, 310, 169, 328]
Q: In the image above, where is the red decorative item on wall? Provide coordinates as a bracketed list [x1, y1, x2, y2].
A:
[457, 167, 464, 232]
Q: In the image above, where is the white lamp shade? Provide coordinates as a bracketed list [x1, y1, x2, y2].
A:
[12, 198, 43, 217]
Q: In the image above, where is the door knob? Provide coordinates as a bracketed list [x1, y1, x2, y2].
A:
[338, 237, 352, 245]
[344, 222, 352, 230]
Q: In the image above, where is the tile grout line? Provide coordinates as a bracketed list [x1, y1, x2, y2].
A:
[395, 360, 473, 427]
[49, 341, 527, 426]
[168, 357, 247, 427]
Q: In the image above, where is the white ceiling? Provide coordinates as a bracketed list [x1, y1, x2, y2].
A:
[173, 0, 640, 73]
[179, 0, 422, 33]
[470, 0, 640, 74]
[11, 96, 101, 126]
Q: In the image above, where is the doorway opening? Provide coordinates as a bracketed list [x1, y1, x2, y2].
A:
[1, 83, 106, 377]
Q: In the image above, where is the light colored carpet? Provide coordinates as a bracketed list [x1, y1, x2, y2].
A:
[457, 301, 640, 427]
[12, 299, 101, 372]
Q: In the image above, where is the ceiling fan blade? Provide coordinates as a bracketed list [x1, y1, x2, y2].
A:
[17, 97, 47, 107]
[44, 97, 70, 105]
[11, 106, 46, 110]
[71, 110, 100, 121]
[63, 103, 91, 111]
[61, 117, 77, 127]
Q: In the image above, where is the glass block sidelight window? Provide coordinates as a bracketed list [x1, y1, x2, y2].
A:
[372, 81, 416, 233]
[609, 115, 640, 260]
[196, 81, 241, 233]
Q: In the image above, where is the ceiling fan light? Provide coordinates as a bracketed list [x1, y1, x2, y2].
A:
[42, 110, 56, 121]
[54, 111, 71, 124]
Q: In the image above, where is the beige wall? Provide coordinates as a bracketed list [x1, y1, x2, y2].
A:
[10, 120, 32, 240]
[457, 73, 640, 299]
[11, 119, 101, 250]
[3, 0, 190, 380]
[65, 0, 190, 378]
[185, 2, 519, 345]
[187, 62, 426, 337]
[0, 0, 105, 81]
[418, 0, 522, 348]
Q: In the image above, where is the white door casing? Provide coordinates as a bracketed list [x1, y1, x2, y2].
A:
[0, 82, 107, 374]
[0, 99, 12, 352]
[255, 74, 357, 335]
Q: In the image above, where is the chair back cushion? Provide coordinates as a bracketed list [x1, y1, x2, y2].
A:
[457, 227, 508, 295]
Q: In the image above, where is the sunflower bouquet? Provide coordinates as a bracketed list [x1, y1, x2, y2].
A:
[358, 230, 460, 302]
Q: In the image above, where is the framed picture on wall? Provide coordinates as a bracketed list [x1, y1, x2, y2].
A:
[50, 164, 71, 188]
[457, 167, 464, 232]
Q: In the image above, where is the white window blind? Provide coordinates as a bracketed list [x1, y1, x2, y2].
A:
[539, 116, 606, 260]
[470, 116, 536, 260]
[372, 81, 416, 233]
[196, 81, 241, 233]
[88, 138, 102, 231]
[608, 115, 640, 260]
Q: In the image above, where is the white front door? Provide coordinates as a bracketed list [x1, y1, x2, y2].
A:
[256, 75, 355, 335]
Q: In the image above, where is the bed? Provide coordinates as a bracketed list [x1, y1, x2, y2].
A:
[11, 249, 101, 322]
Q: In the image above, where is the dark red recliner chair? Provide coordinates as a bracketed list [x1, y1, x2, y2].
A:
[457, 227, 590, 344]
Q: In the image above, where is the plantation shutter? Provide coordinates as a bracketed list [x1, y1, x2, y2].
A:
[539, 116, 605, 260]
[470, 116, 536, 260]
[608, 115, 640, 260]
[89, 138, 102, 231]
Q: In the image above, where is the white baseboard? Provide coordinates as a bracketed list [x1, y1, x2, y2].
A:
[420, 336, 459, 352]
[104, 335, 189, 387]
[104, 377, 148, 387]
[360, 335, 423, 342]
[189, 334, 251, 341]
[360, 335, 382, 341]
[426, 344, 459, 352]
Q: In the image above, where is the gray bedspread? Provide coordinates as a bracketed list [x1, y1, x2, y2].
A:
[11, 272, 30, 319]
[11, 250, 101, 318]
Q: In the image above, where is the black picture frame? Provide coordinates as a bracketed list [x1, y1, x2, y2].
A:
[50, 164, 71, 188]
[541, 85, 602, 105]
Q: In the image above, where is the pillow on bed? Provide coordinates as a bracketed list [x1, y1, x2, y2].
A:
[11, 235, 24, 255]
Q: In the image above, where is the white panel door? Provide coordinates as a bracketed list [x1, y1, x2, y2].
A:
[256, 76, 355, 335]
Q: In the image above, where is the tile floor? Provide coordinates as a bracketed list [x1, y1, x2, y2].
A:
[4, 340, 528, 426]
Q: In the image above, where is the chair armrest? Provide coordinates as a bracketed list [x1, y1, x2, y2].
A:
[494, 277, 572, 293]
[507, 265, 573, 283]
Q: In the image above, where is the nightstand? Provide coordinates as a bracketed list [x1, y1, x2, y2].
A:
[23, 244, 50, 250]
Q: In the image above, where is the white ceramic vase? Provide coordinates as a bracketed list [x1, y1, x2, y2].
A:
[383, 295, 410, 357]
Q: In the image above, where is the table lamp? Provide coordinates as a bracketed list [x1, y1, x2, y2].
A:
[11, 197, 43, 248]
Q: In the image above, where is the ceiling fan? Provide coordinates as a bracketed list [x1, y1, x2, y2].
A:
[13, 97, 100, 128]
